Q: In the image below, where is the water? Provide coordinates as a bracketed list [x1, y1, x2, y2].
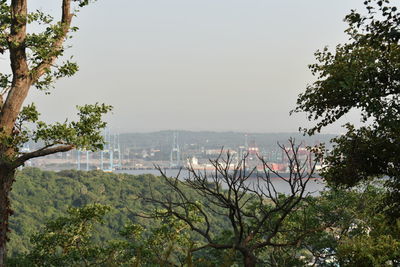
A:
[115, 169, 326, 196]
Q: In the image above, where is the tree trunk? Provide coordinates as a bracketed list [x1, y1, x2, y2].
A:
[243, 251, 257, 267]
[0, 167, 15, 267]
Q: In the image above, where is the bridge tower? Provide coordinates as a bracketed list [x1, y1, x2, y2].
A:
[101, 128, 113, 172]
[99, 128, 122, 172]
[113, 133, 122, 169]
[170, 132, 181, 168]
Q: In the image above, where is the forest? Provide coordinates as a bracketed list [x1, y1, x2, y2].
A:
[6, 167, 400, 266]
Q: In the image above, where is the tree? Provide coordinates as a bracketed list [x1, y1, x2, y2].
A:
[292, 0, 400, 217]
[297, 183, 400, 266]
[9, 203, 196, 267]
[0, 0, 111, 264]
[26, 204, 110, 267]
[137, 140, 321, 267]
[116, 217, 195, 266]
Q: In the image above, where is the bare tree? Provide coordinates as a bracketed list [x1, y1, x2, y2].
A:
[137, 139, 321, 267]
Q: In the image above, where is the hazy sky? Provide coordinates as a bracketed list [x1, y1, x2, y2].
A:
[3, 0, 366, 133]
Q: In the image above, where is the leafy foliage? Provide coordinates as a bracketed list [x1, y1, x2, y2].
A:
[6, 169, 400, 266]
[32, 103, 112, 150]
[293, 0, 400, 134]
[0, 0, 111, 166]
[27, 204, 110, 266]
[10, 103, 112, 156]
[0, 0, 94, 91]
[292, 0, 400, 218]
[7, 168, 227, 259]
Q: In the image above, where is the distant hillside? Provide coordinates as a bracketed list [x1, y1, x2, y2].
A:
[119, 130, 336, 150]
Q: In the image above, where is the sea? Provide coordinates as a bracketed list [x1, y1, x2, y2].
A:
[115, 169, 326, 196]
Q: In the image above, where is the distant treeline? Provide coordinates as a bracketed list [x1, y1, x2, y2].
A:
[119, 131, 336, 150]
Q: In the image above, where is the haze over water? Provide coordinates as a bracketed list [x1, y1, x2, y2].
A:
[116, 169, 325, 195]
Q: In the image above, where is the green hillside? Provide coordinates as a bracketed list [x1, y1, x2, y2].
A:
[9, 168, 226, 256]
[8, 168, 400, 266]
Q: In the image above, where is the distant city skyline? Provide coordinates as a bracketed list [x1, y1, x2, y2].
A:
[1, 0, 365, 134]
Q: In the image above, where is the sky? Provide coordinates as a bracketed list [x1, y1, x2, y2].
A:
[2, 0, 366, 133]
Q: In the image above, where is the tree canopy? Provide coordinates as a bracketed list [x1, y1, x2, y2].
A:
[8, 169, 400, 266]
[292, 0, 400, 217]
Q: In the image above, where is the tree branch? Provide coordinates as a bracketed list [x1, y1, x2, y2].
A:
[30, 0, 73, 82]
[14, 144, 74, 167]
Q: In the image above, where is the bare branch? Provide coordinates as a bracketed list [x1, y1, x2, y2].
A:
[135, 140, 320, 265]
[14, 144, 74, 167]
